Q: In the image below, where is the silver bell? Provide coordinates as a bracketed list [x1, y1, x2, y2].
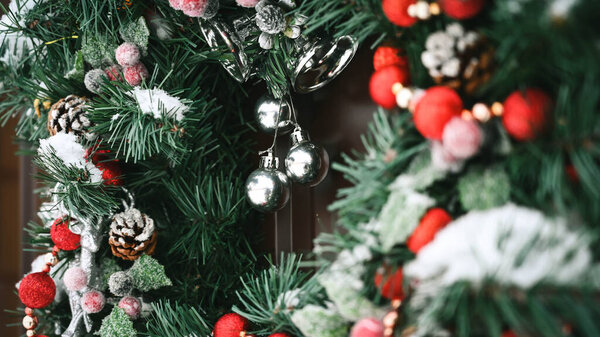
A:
[291, 35, 358, 93]
[255, 94, 294, 135]
[285, 129, 329, 186]
[199, 19, 250, 83]
[245, 154, 290, 212]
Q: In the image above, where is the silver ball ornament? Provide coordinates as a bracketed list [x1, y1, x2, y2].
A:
[255, 94, 294, 135]
[245, 154, 290, 212]
[285, 129, 329, 186]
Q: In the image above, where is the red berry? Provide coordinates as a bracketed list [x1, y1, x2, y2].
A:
[382, 0, 418, 27]
[104, 65, 123, 81]
[124, 63, 149, 86]
[373, 46, 408, 71]
[413, 86, 463, 140]
[18, 272, 56, 309]
[502, 88, 552, 141]
[374, 267, 404, 300]
[407, 208, 452, 253]
[50, 217, 81, 251]
[369, 65, 411, 109]
[81, 290, 105, 314]
[214, 313, 249, 337]
[439, 0, 486, 20]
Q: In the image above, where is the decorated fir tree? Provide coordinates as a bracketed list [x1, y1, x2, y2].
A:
[2, 0, 600, 337]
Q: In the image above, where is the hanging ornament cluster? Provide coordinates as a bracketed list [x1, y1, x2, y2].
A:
[108, 206, 157, 261]
[47, 95, 92, 138]
[247, 95, 329, 212]
[382, 0, 486, 27]
[421, 23, 494, 94]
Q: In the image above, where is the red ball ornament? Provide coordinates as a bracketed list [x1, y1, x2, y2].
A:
[413, 86, 463, 140]
[18, 272, 56, 309]
[268, 334, 292, 337]
[369, 65, 411, 109]
[502, 88, 552, 141]
[373, 46, 408, 71]
[407, 208, 452, 253]
[439, 0, 486, 20]
[382, 0, 418, 27]
[374, 267, 404, 300]
[50, 217, 81, 251]
[96, 160, 124, 186]
[124, 63, 149, 87]
[213, 313, 249, 337]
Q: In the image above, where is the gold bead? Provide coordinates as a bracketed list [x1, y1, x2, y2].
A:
[461, 109, 474, 121]
[491, 102, 504, 116]
[22, 315, 37, 330]
[392, 82, 404, 95]
[429, 2, 441, 15]
[44, 252, 58, 266]
[26, 329, 36, 337]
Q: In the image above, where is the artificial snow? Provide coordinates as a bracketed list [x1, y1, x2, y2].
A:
[405, 204, 594, 291]
[129, 88, 188, 122]
[38, 133, 102, 183]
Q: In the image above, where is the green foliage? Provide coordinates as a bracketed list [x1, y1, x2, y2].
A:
[458, 166, 510, 211]
[129, 255, 172, 292]
[146, 301, 212, 337]
[99, 306, 137, 337]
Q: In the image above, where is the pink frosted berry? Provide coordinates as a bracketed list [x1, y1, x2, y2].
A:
[104, 65, 123, 81]
[442, 117, 483, 159]
[63, 267, 88, 291]
[124, 63, 149, 87]
[81, 290, 105, 313]
[115, 42, 141, 67]
[169, 0, 184, 10]
[118, 296, 142, 320]
[181, 0, 208, 17]
[236, 0, 260, 7]
[350, 318, 385, 337]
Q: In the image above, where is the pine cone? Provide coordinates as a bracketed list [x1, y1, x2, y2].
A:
[255, 4, 286, 34]
[47, 95, 91, 136]
[108, 208, 157, 261]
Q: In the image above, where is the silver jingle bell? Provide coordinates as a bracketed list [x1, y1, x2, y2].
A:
[199, 19, 250, 83]
[291, 35, 358, 93]
[255, 94, 294, 135]
[285, 129, 329, 186]
[245, 154, 291, 212]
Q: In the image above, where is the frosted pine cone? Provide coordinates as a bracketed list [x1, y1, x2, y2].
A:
[47, 95, 91, 136]
[108, 208, 157, 261]
[256, 4, 286, 34]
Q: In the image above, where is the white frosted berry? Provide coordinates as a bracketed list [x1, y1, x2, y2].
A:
[115, 42, 141, 67]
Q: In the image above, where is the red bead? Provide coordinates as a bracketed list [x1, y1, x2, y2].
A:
[373, 46, 408, 71]
[374, 267, 404, 300]
[18, 272, 56, 309]
[213, 313, 249, 337]
[369, 65, 410, 109]
[52, 246, 60, 254]
[413, 86, 463, 140]
[41, 265, 51, 273]
[502, 88, 552, 141]
[439, 0, 486, 20]
[50, 218, 81, 251]
[382, 0, 418, 27]
[25, 307, 34, 316]
[407, 208, 452, 253]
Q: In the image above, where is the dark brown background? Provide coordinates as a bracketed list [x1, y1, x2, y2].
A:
[0, 19, 377, 335]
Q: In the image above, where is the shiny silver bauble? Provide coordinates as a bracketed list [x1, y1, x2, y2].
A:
[245, 154, 290, 212]
[255, 94, 294, 135]
[285, 129, 329, 186]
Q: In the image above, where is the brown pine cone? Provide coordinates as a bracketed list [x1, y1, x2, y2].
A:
[108, 207, 157, 261]
[47, 95, 91, 136]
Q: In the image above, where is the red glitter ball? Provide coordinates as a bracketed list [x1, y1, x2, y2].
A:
[407, 208, 452, 253]
[18, 272, 56, 309]
[413, 86, 463, 140]
[374, 267, 404, 300]
[373, 46, 408, 71]
[213, 313, 249, 337]
[502, 88, 552, 141]
[382, 0, 418, 27]
[439, 0, 486, 20]
[50, 217, 81, 251]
